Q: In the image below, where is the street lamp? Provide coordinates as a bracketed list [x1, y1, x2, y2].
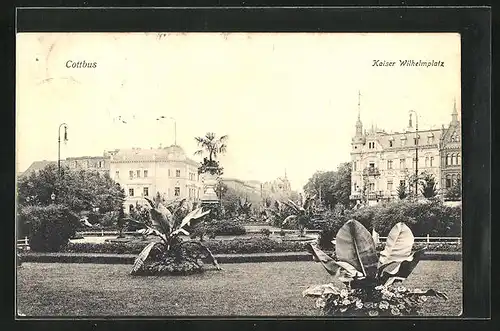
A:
[58, 123, 68, 175]
[156, 116, 177, 145]
[409, 110, 419, 197]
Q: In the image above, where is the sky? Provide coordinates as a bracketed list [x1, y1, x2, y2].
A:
[16, 32, 461, 191]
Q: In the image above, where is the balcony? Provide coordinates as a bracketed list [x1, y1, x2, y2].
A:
[362, 167, 381, 177]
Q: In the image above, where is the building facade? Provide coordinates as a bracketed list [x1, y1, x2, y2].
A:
[350, 101, 461, 205]
[106, 145, 203, 211]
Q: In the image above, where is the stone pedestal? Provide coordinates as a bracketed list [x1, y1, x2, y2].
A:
[200, 169, 221, 219]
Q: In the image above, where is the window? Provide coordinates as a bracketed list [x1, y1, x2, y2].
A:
[129, 170, 133, 179]
[387, 181, 393, 191]
[446, 154, 451, 166]
[445, 175, 451, 188]
[143, 187, 149, 197]
[369, 162, 375, 169]
[401, 137, 406, 146]
[414, 138, 418, 145]
[389, 140, 393, 147]
[115, 170, 120, 178]
[136, 170, 141, 178]
[428, 136, 434, 144]
[425, 157, 429, 167]
[168, 169, 171, 177]
[457, 153, 461, 165]
[387, 160, 393, 169]
[176, 169, 181, 177]
[353, 162, 357, 171]
[400, 159, 406, 169]
[129, 188, 134, 196]
[400, 180, 405, 187]
[369, 183, 375, 191]
[144, 170, 148, 178]
[430, 157, 434, 167]
[174, 187, 180, 196]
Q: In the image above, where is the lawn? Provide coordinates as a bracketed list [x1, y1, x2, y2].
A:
[17, 261, 462, 317]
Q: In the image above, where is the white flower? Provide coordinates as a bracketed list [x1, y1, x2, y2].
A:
[315, 297, 326, 309]
[397, 286, 407, 292]
[420, 296, 428, 302]
[391, 307, 401, 315]
[375, 285, 385, 290]
[368, 310, 379, 316]
[340, 289, 349, 298]
[340, 307, 348, 313]
[342, 299, 351, 305]
[355, 301, 364, 309]
[379, 301, 390, 310]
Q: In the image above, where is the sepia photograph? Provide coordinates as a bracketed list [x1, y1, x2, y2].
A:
[16, 32, 462, 317]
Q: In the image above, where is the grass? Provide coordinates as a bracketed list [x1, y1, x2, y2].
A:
[16, 261, 462, 317]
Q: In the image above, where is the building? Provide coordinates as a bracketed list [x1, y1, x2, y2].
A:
[21, 144, 204, 213]
[261, 174, 294, 201]
[65, 155, 110, 176]
[350, 98, 461, 205]
[107, 145, 203, 212]
[221, 178, 263, 207]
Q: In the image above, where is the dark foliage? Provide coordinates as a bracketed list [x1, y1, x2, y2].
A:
[18, 204, 80, 252]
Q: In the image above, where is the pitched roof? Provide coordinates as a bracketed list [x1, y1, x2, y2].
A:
[19, 160, 56, 178]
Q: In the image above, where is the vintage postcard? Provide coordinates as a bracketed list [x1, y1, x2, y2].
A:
[16, 32, 462, 317]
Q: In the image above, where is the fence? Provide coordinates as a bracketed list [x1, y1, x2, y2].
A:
[17, 237, 30, 251]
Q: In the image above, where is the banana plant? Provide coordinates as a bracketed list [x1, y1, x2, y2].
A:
[304, 220, 447, 314]
[130, 197, 221, 275]
[282, 195, 316, 237]
[263, 200, 288, 228]
[238, 198, 252, 219]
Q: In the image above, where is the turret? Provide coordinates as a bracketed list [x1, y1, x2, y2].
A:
[451, 98, 459, 124]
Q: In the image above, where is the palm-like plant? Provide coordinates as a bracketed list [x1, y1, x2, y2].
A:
[282, 195, 316, 237]
[238, 198, 252, 218]
[263, 200, 289, 228]
[420, 172, 438, 199]
[303, 220, 447, 316]
[194, 132, 228, 175]
[130, 197, 221, 276]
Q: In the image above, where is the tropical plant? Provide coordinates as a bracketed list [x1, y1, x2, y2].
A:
[263, 200, 290, 228]
[194, 132, 228, 175]
[281, 195, 316, 237]
[303, 220, 447, 316]
[238, 198, 252, 218]
[419, 172, 438, 199]
[129, 197, 221, 276]
[397, 182, 408, 200]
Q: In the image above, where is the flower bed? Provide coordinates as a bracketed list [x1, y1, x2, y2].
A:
[61, 237, 461, 255]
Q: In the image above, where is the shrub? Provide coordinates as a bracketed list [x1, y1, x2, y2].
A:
[205, 219, 247, 236]
[18, 204, 80, 252]
[260, 228, 271, 238]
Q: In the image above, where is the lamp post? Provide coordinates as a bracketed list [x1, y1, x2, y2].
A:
[58, 123, 68, 175]
[409, 110, 419, 197]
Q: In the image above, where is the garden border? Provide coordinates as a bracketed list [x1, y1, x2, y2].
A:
[19, 251, 462, 264]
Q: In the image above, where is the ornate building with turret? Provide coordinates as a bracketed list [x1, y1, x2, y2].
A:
[350, 94, 461, 205]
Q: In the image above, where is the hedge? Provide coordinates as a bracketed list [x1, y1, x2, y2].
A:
[62, 237, 461, 255]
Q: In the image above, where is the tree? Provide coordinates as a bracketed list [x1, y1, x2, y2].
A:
[194, 132, 228, 175]
[17, 164, 125, 220]
[397, 182, 408, 200]
[420, 172, 438, 199]
[303, 162, 352, 209]
[445, 179, 462, 201]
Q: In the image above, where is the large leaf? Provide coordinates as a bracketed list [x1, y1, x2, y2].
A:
[379, 248, 426, 286]
[335, 220, 378, 278]
[178, 207, 210, 230]
[302, 283, 341, 297]
[308, 243, 363, 278]
[379, 222, 414, 266]
[130, 242, 157, 275]
[286, 199, 303, 213]
[179, 241, 221, 270]
[283, 215, 297, 225]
